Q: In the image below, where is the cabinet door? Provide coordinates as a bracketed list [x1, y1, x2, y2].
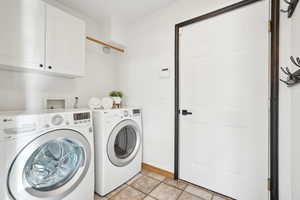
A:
[0, 0, 45, 71]
[45, 4, 85, 77]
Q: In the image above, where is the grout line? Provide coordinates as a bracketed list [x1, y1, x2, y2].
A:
[127, 173, 142, 186]
[146, 179, 164, 196]
[126, 185, 148, 198]
[106, 184, 128, 199]
[179, 190, 207, 200]
[183, 181, 232, 200]
[129, 174, 162, 195]
[163, 179, 189, 191]
[145, 194, 159, 200]
[175, 189, 184, 200]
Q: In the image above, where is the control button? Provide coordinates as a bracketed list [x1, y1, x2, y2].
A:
[44, 124, 50, 128]
[3, 118, 13, 122]
[51, 115, 64, 126]
[89, 127, 93, 133]
[124, 110, 129, 117]
[66, 121, 70, 125]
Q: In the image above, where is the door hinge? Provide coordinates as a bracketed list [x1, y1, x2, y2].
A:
[268, 178, 271, 191]
[268, 20, 272, 33]
[179, 28, 183, 36]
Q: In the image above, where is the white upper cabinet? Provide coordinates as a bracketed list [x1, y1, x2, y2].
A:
[45, 4, 86, 77]
[0, 0, 46, 71]
[0, 1, 86, 78]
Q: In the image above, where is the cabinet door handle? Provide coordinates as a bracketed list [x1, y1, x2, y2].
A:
[48, 66, 52, 70]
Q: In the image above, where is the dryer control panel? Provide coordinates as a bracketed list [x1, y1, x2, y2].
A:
[73, 112, 91, 124]
[132, 109, 141, 116]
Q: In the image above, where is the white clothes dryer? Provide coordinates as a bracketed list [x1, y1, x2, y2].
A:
[93, 108, 142, 196]
[0, 109, 94, 200]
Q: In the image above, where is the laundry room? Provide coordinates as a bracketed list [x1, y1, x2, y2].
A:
[0, 0, 299, 200]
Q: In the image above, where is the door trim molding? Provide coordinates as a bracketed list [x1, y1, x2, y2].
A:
[174, 1, 279, 200]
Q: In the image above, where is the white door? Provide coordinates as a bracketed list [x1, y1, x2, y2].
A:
[45, 4, 85, 77]
[179, 1, 269, 200]
[0, 0, 45, 71]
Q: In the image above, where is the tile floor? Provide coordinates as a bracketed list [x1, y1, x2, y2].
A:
[94, 169, 233, 200]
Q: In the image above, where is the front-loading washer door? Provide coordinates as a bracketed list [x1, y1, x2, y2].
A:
[107, 120, 141, 167]
[8, 129, 91, 200]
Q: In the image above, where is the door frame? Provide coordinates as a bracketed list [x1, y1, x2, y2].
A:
[174, 0, 280, 200]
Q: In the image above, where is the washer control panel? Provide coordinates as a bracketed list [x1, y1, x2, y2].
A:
[51, 114, 64, 126]
[123, 110, 129, 117]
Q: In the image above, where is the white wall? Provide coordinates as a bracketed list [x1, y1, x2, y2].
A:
[279, 8, 292, 200]
[117, 0, 241, 172]
[289, 5, 300, 200]
[0, 1, 119, 111]
[278, 2, 300, 200]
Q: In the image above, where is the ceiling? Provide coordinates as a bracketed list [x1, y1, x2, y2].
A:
[56, 0, 176, 23]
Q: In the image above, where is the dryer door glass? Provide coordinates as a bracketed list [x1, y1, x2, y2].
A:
[114, 126, 137, 159]
[24, 139, 84, 191]
[107, 120, 141, 167]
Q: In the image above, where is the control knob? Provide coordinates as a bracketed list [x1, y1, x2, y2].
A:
[51, 115, 64, 126]
[123, 110, 129, 117]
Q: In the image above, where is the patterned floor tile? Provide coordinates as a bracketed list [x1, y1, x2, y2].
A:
[164, 178, 188, 190]
[131, 175, 161, 194]
[110, 186, 146, 200]
[127, 173, 143, 185]
[212, 195, 233, 200]
[178, 192, 204, 200]
[144, 196, 157, 200]
[185, 185, 212, 200]
[150, 183, 182, 200]
[142, 169, 166, 181]
[105, 184, 128, 198]
[95, 170, 232, 200]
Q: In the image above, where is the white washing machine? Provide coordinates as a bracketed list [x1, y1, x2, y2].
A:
[0, 109, 94, 200]
[93, 108, 142, 196]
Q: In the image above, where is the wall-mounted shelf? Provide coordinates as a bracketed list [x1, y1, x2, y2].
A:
[86, 36, 125, 53]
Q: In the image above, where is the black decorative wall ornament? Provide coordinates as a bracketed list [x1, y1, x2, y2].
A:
[280, 56, 300, 86]
[281, 0, 299, 18]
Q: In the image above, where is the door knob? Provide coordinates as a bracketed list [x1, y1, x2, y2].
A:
[181, 110, 192, 115]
